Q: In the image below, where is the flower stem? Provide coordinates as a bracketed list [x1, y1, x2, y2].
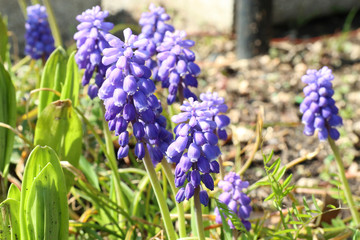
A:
[43, 0, 62, 47]
[194, 187, 205, 240]
[161, 159, 187, 238]
[328, 136, 360, 226]
[143, 146, 177, 240]
[100, 106, 127, 228]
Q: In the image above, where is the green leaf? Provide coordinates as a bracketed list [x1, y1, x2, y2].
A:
[7, 183, 20, 201]
[38, 47, 67, 115]
[60, 51, 80, 107]
[282, 174, 293, 189]
[0, 198, 20, 240]
[34, 100, 82, 190]
[0, 14, 9, 64]
[0, 62, 16, 178]
[264, 192, 275, 202]
[275, 166, 286, 181]
[79, 156, 99, 190]
[254, 181, 271, 187]
[25, 162, 68, 240]
[312, 195, 322, 213]
[19, 146, 66, 239]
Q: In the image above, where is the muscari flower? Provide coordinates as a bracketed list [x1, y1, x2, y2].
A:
[200, 92, 230, 140]
[300, 66, 342, 141]
[214, 172, 252, 231]
[25, 4, 55, 60]
[99, 28, 173, 164]
[167, 98, 221, 206]
[138, 3, 175, 57]
[155, 30, 200, 105]
[74, 6, 114, 99]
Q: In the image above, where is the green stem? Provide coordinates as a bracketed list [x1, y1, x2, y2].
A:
[75, 107, 127, 228]
[168, 104, 177, 131]
[194, 187, 205, 240]
[16, 0, 27, 19]
[161, 160, 187, 238]
[328, 136, 360, 226]
[43, 0, 62, 47]
[101, 107, 128, 225]
[143, 146, 177, 240]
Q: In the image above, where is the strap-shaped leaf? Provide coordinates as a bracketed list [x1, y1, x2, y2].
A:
[0, 14, 8, 64]
[0, 198, 20, 240]
[19, 146, 65, 239]
[7, 183, 20, 201]
[25, 162, 68, 240]
[38, 47, 67, 115]
[60, 51, 80, 107]
[0, 62, 16, 177]
[34, 100, 82, 190]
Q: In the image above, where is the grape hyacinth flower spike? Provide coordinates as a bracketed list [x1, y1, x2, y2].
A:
[300, 66, 342, 141]
[300, 66, 360, 225]
[98, 28, 173, 164]
[138, 3, 175, 57]
[156, 30, 200, 104]
[214, 172, 252, 231]
[25, 4, 55, 60]
[74, 6, 114, 99]
[167, 98, 221, 206]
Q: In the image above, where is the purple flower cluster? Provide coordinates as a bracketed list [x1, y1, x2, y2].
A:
[215, 172, 252, 231]
[300, 66, 342, 141]
[99, 28, 173, 163]
[155, 31, 200, 104]
[74, 6, 114, 99]
[167, 97, 226, 206]
[138, 3, 174, 57]
[24, 4, 55, 60]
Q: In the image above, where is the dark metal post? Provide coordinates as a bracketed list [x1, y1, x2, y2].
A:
[235, 0, 272, 59]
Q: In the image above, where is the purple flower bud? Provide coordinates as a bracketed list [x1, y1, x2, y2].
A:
[185, 182, 195, 200]
[197, 156, 210, 173]
[242, 220, 251, 231]
[219, 192, 231, 205]
[210, 161, 220, 173]
[201, 173, 214, 190]
[190, 170, 201, 187]
[115, 117, 127, 135]
[217, 129, 228, 140]
[173, 136, 188, 153]
[176, 188, 185, 202]
[140, 108, 155, 123]
[175, 171, 187, 187]
[188, 143, 201, 162]
[123, 103, 136, 121]
[204, 132, 218, 145]
[123, 75, 138, 95]
[199, 190, 209, 206]
[117, 145, 129, 159]
[118, 131, 129, 146]
[133, 90, 149, 112]
[214, 115, 230, 129]
[113, 88, 127, 107]
[145, 123, 159, 139]
[135, 142, 145, 159]
[238, 205, 252, 219]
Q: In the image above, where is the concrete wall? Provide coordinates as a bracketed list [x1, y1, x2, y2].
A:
[0, 0, 359, 53]
[0, 0, 100, 51]
[103, 0, 360, 34]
